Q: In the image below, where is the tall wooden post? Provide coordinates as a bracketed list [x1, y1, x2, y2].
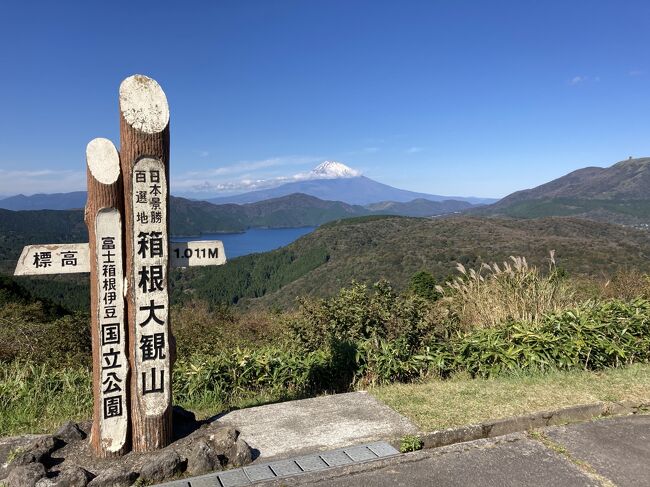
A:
[85, 138, 129, 457]
[119, 74, 174, 451]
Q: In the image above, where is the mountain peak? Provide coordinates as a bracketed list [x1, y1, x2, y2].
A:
[311, 161, 361, 179]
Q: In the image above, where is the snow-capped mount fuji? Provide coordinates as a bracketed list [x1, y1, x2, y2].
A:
[310, 161, 361, 179]
[207, 161, 495, 206]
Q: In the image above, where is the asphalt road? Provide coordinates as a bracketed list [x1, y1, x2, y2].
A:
[258, 415, 650, 486]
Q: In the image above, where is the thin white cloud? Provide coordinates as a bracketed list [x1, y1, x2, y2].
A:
[0, 168, 86, 195]
[173, 158, 361, 195]
[0, 156, 358, 198]
[174, 155, 327, 194]
[197, 150, 210, 158]
[569, 76, 585, 85]
[568, 75, 600, 86]
[174, 172, 313, 194]
[406, 146, 424, 154]
[184, 156, 320, 178]
[629, 69, 645, 77]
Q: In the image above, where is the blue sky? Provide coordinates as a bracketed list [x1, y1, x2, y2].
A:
[0, 0, 648, 198]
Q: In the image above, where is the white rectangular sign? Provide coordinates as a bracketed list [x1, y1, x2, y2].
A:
[131, 158, 171, 416]
[14, 243, 89, 276]
[14, 241, 227, 275]
[95, 208, 129, 452]
[171, 240, 226, 268]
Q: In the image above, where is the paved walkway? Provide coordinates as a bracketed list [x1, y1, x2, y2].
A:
[215, 392, 418, 459]
[254, 415, 650, 486]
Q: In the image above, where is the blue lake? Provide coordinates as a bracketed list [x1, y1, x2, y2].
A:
[172, 227, 316, 259]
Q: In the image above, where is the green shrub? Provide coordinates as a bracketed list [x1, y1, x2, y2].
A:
[408, 271, 442, 301]
[450, 299, 650, 377]
[0, 302, 90, 365]
[2, 299, 650, 436]
[173, 346, 335, 407]
[288, 280, 436, 352]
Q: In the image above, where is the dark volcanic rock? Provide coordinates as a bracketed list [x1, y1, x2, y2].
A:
[86, 466, 138, 487]
[77, 422, 92, 438]
[185, 438, 222, 476]
[172, 405, 200, 440]
[9, 435, 64, 468]
[6, 462, 46, 487]
[208, 426, 238, 453]
[138, 449, 186, 484]
[48, 465, 94, 486]
[229, 437, 253, 467]
[54, 422, 86, 444]
[0, 434, 45, 480]
[1, 411, 253, 486]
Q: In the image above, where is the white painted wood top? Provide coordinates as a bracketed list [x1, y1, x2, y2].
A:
[87, 138, 120, 185]
[119, 75, 169, 134]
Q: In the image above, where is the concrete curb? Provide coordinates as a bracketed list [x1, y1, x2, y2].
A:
[399, 400, 649, 451]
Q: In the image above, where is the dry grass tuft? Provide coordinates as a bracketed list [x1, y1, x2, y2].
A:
[602, 270, 650, 301]
[435, 251, 576, 330]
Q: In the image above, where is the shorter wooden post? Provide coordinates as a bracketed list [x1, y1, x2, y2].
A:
[85, 138, 130, 457]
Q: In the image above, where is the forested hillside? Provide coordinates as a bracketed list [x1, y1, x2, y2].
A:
[173, 215, 650, 309]
[5, 206, 650, 312]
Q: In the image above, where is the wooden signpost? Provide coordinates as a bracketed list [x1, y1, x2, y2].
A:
[13, 75, 226, 456]
[119, 75, 174, 452]
[85, 137, 129, 457]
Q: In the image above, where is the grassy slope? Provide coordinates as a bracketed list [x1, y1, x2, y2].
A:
[4, 362, 649, 437]
[371, 364, 650, 432]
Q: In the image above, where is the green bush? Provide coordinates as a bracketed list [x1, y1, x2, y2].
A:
[0, 302, 90, 365]
[408, 271, 442, 301]
[173, 346, 335, 406]
[288, 280, 436, 352]
[449, 299, 650, 377]
[2, 299, 650, 435]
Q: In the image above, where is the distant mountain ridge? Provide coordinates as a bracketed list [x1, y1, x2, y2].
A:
[366, 198, 472, 216]
[478, 157, 650, 225]
[206, 175, 494, 206]
[0, 193, 474, 255]
[170, 193, 370, 234]
[0, 161, 496, 209]
[0, 191, 87, 210]
[497, 157, 650, 204]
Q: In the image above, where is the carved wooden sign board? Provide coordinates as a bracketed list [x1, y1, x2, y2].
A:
[13, 75, 226, 457]
[14, 241, 226, 275]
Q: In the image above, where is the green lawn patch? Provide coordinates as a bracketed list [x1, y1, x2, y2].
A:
[370, 364, 650, 432]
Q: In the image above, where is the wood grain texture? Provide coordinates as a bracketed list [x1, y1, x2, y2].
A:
[85, 138, 128, 457]
[119, 75, 174, 452]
